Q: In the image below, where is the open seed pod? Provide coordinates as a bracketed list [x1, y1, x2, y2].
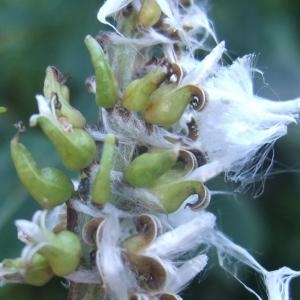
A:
[44, 66, 86, 128]
[123, 214, 161, 253]
[157, 150, 197, 184]
[184, 185, 211, 211]
[122, 67, 168, 112]
[168, 63, 182, 84]
[143, 84, 206, 126]
[126, 253, 166, 292]
[82, 217, 105, 246]
[149, 180, 209, 213]
[188, 85, 206, 112]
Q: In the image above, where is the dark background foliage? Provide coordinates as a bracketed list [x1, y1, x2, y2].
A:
[0, 0, 300, 299]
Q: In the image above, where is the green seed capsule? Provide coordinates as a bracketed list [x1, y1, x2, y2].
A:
[91, 134, 116, 205]
[44, 66, 86, 128]
[138, 0, 162, 27]
[2, 254, 53, 286]
[38, 230, 82, 277]
[124, 149, 178, 187]
[24, 254, 53, 286]
[84, 35, 118, 108]
[150, 180, 208, 213]
[60, 84, 70, 102]
[0, 106, 6, 113]
[148, 150, 197, 187]
[143, 84, 205, 126]
[10, 135, 74, 208]
[33, 116, 96, 170]
[122, 67, 168, 112]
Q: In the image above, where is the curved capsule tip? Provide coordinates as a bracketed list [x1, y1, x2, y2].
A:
[185, 185, 211, 211]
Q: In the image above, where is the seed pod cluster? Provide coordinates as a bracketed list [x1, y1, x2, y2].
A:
[123, 146, 209, 213]
[122, 65, 206, 127]
[3, 5, 215, 296]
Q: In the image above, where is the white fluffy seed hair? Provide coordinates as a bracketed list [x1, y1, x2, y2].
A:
[93, 1, 300, 299]
[204, 230, 300, 300]
[96, 204, 132, 300]
[189, 54, 297, 193]
[97, 0, 216, 51]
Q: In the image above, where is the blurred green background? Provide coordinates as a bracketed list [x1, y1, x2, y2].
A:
[0, 0, 300, 299]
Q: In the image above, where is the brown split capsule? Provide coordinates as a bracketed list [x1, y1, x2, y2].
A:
[123, 214, 161, 253]
[189, 86, 206, 111]
[82, 217, 105, 246]
[126, 253, 166, 292]
[184, 185, 211, 211]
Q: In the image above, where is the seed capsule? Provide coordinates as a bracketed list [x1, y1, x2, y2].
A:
[10, 134, 74, 208]
[123, 67, 168, 112]
[60, 84, 70, 102]
[1, 254, 53, 286]
[44, 66, 86, 128]
[138, 0, 162, 27]
[123, 214, 160, 253]
[82, 217, 105, 246]
[31, 116, 96, 170]
[143, 84, 205, 126]
[0, 106, 6, 113]
[38, 229, 82, 277]
[91, 134, 116, 205]
[150, 180, 209, 213]
[84, 35, 118, 108]
[124, 148, 178, 187]
[155, 150, 197, 184]
[126, 253, 166, 292]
